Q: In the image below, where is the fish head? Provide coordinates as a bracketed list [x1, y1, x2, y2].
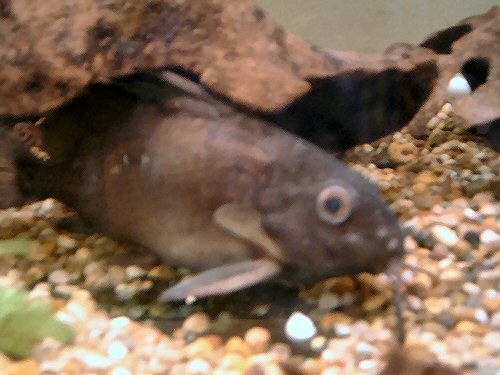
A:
[255, 150, 404, 282]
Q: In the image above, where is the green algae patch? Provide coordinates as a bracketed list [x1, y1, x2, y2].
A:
[0, 239, 36, 258]
[0, 288, 74, 359]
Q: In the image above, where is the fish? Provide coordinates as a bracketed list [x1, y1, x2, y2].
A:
[6, 73, 404, 302]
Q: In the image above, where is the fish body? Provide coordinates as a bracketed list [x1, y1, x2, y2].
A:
[11, 74, 403, 300]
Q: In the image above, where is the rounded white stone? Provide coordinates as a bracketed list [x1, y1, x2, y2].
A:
[285, 312, 317, 341]
[447, 73, 471, 98]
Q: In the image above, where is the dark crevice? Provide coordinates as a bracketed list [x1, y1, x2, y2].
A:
[420, 24, 472, 54]
[265, 62, 438, 152]
[461, 58, 489, 91]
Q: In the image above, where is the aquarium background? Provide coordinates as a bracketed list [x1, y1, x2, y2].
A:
[256, 0, 499, 53]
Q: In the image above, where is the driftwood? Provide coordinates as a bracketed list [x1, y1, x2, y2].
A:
[0, 1, 497, 150]
[408, 6, 499, 139]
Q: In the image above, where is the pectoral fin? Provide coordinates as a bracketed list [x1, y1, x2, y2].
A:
[213, 203, 287, 262]
[158, 258, 281, 302]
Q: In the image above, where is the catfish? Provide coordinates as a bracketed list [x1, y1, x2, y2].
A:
[1, 73, 403, 302]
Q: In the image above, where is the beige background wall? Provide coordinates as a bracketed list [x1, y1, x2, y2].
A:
[255, 0, 499, 53]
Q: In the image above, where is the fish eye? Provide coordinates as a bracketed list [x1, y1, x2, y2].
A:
[316, 185, 353, 224]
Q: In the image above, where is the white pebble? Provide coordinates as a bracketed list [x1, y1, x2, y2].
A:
[73, 349, 112, 370]
[432, 225, 459, 247]
[463, 282, 481, 296]
[111, 316, 131, 330]
[334, 323, 352, 338]
[441, 102, 453, 114]
[358, 359, 377, 371]
[111, 367, 132, 375]
[464, 208, 480, 220]
[447, 73, 471, 98]
[355, 342, 379, 359]
[108, 341, 128, 361]
[285, 312, 317, 341]
[480, 229, 500, 244]
[474, 308, 489, 324]
[186, 358, 211, 374]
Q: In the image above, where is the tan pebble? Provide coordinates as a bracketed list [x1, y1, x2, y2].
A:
[268, 343, 291, 361]
[407, 273, 433, 296]
[56, 234, 78, 250]
[310, 336, 327, 352]
[4, 359, 40, 375]
[244, 327, 271, 353]
[451, 240, 471, 259]
[185, 337, 216, 358]
[455, 320, 485, 335]
[320, 312, 352, 332]
[217, 354, 248, 371]
[451, 305, 476, 321]
[482, 294, 500, 313]
[225, 336, 252, 357]
[323, 276, 356, 293]
[245, 362, 284, 375]
[300, 358, 326, 374]
[183, 312, 211, 334]
[424, 297, 451, 315]
[362, 294, 389, 312]
[185, 358, 212, 374]
[388, 142, 417, 163]
[440, 268, 464, 285]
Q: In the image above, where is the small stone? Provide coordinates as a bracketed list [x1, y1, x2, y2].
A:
[320, 312, 352, 332]
[355, 342, 379, 360]
[447, 73, 471, 98]
[462, 282, 481, 296]
[388, 142, 418, 163]
[56, 235, 78, 250]
[482, 294, 500, 313]
[125, 265, 147, 280]
[225, 336, 252, 357]
[114, 283, 139, 301]
[482, 332, 500, 350]
[490, 311, 500, 329]
[107, 341, 128, 361]
[183, 312, 211, 334]
[318, 293, 342, 310]
[310, 336, 327, 352]
[440, 268, 464, 285]
[362, 294, 389, 312]
[474, 308, 489, 325]
[186, 358, 212, 374]
[424, 297, 451, 316]
[268, 343, 291, 361]
[333, 323, 352, 338]
[480, 229, 500, 244]
[73, 349, 112, 370]
[358, 359, 377, 371]
[455, 320, 484, 335]
[185, 337, 216, 359]
[110, 367, 132, 375]
[48, 270, 70, 285]
[244, 327, 271, 353]
[431, 225, 459, 247]
[285, 312, 317, 342]
[110, 316, 131, 330]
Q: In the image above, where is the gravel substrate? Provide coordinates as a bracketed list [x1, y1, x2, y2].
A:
[0, 106, 498, 374]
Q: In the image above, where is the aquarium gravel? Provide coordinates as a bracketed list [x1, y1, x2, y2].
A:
[0, 107, 498, 374]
